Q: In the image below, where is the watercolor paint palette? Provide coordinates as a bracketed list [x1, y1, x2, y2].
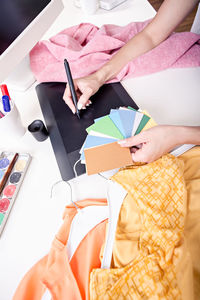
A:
[0, 151, 31, 236]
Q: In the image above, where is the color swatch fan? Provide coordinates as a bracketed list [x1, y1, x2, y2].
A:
[80, 106, 157, 175]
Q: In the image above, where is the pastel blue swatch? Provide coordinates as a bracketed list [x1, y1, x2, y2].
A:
[118, 109, 136, 138]
[80, 135, 117, 160]
[109, 111, 126, 138]
[110, 109, 118, 114]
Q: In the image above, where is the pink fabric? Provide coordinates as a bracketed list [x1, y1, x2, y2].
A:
[30, 21, 200, 83]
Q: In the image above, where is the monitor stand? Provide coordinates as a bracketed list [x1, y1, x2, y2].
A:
[3, 55, 36, 92]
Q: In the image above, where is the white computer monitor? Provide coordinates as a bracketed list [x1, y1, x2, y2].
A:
[0, 0, 64, 91]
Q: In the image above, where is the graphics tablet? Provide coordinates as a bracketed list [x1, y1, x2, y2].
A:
[36, 82, 138, 180]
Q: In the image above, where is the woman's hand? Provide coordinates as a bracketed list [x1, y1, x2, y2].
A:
[118, 125, 182, 163]
[63, 73, 103, 114]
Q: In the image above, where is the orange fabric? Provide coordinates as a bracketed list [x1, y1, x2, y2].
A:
[70, 221, 107, 300]
[13, 198, 107, 300]
[12, 255, 48, 300]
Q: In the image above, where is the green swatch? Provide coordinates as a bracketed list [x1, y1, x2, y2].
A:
[135, 114, 150, 135]
[86, 116, 124, 140]
[127, 106, 137, 112]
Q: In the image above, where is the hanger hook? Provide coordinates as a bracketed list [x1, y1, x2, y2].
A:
[50, 180, 79, 211]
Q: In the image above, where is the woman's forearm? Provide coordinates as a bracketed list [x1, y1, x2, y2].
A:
[95, 0, 199, 84]
[174, 126, 200, 146]
[95, 30, 157, 84]
[118, 125, 200, 163]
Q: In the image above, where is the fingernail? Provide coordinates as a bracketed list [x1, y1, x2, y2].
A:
[117, 140, 126, 145]
[131, 154, 136, 161]
[72, 107, 76, 114]
[77, 103, 83, 110]
[89, 100, 92, 104]
[86, 103, 89, 106]
[82, 106, 86, 110]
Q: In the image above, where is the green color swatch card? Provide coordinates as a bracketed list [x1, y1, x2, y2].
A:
[86, 115, 124, 140]
[135, 114, 150, 135]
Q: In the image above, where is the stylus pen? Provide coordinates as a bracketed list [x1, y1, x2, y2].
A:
[64, 59, 80, 119]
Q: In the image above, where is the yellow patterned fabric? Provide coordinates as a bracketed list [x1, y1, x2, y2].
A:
[90, 154, 187, 299]
[111, 192, 141, 269]
[179, 146, 200, 300]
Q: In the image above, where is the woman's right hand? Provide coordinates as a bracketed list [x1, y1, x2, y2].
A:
[63, 73, 103, 114]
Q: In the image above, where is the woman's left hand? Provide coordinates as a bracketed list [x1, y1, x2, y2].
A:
[118, 125, 180, 163]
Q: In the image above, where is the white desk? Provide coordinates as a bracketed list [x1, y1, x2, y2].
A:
[0, 1, 199, 299]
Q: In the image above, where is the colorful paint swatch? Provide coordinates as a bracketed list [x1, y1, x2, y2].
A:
[109, 111, 126, 138]
[135, 114, 150, 135]
[127, 106, 137, 111]
[81, 106, 157, 175]
[80, 135, 117, 161]
[84, 141, 133, 175]
[88, 130, 118, 140]
[94, 116, 105, 123]
[86, 115, 124, 140]
[131, 111, 144, 136]
[117, 109, 136, 138]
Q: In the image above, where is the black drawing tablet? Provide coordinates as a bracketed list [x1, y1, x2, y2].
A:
[36, 82, 138, 180]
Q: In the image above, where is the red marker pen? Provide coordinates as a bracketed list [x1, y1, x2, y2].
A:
[0, 84, 11, 100]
